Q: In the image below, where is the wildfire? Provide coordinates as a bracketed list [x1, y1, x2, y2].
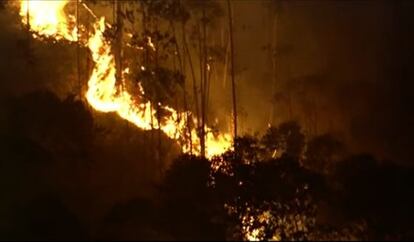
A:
[20, 0, 77, 41]
[17, 0, 232, 159]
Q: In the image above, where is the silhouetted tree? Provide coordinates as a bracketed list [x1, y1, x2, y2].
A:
[261, 121, 305, 159]
[333, 154, 414, 240]
[304, 134, 345, 174]
[160, 154, 226, 240]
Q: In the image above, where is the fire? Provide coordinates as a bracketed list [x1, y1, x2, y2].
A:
[18, 0, 232, 159]
[20, 0, 77, 41]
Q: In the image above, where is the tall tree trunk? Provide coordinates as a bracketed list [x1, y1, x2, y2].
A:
[141, 2, 156, 176]
[154, 17, 162, 177]
[197, 21, 206, 157]
[227, 0, 238, 140]
[26, 0, 30, 30]
[222, 38, 230, 89]
[182, 22, 200, 129]
[86, 10, 91, 86]
[269, 7, 279, 126]
[114, 0, 123, 87]
[200, 6, 209, 158]
[205, 62, 213, 118]
[183, 23, 200, 154]
[172, 21, 193, 154]
[76, 0, 81, 97]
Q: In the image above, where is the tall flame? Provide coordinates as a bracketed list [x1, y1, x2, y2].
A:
[18, 0, 232, 158]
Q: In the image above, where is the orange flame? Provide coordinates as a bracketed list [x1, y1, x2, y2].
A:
[20, 0, 78, 41]
[18, 0, 232, 159]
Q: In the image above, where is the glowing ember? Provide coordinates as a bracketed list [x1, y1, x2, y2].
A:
[18, 0, 232, 159]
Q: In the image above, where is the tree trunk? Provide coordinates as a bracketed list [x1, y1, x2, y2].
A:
[197, 20, 206, 158]
[227, 0, 238, 140]
[76, 0, 81, 97]
[26, 0, 30, 30]
[201, 6, 209, 158]
[222, 38, 230, 89]
[141, 2, 156, 175]
[172, 21, 192, 154]
[205, 62, 213, 118]
[269, 7, 279, 126]
[86, 10, 91, 85]
[154, 17, 163, 177]
[114, 0, 123, 87]
[182, 22, 200, 130]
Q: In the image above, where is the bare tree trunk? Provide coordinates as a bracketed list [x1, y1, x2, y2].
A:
[179, 19, 192, 154]
[269, 8, 279, 125]
[222, 38, 230, 89]
[197, 20, 206, 158]
[201, 7, 209, 158]
[86, 11, 91, 83]
[141, 2, 156, 175]
[76, 0, 81, 97]
[156, 104, 162, 177]
[205, 63, 213, 118]
[114, 0, 123, 87]
[154, 17, 163, 177]
[172, 21, 192, 154]
[182, 22, 200, 130]
[26, 0, 30, 30]
[227, 0, 238, 140]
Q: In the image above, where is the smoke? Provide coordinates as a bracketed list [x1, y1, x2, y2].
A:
[228, 1, 414, 165]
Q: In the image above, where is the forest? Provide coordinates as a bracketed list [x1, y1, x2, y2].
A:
[1, 0, 414, 240]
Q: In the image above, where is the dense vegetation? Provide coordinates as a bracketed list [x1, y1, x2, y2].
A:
[1, 91, 413, 240]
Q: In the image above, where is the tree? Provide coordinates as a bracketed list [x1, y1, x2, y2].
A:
[263, 0, 283, 125]
[304, 134, 345, 174]
[261, 121, 305, 160]
[226, 0, 237, 143]
[333, 155, 414, 239]
[211, 134, 322, 240]
[160, 154, 226, 240]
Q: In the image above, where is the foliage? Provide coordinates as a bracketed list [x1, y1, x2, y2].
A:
[212, 135, 321, 240]
[137, 67, 184, 110]
[2, 90, 413, 240]
[262, 121, 305, 159]
[159, 154, 226, 240]
[304, 133, 346, 174]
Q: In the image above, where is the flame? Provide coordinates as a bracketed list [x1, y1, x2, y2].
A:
[18, 0, 232, 159]
[20, 0, 78, 41]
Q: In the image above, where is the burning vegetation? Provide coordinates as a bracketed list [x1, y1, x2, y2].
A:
[0, 0, 413, 241]
[19, 0, 232, 159]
